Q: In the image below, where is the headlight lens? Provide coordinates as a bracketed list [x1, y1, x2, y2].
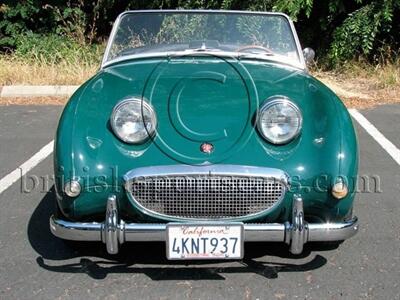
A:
[110, 98, 157, 144]
[257, 97, 302, 144]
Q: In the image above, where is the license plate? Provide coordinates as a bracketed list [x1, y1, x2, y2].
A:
[166, 224, 243, 260]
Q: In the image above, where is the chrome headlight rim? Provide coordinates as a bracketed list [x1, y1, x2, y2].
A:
[257, 96, 303, 145]
[110, 97, 157, 144]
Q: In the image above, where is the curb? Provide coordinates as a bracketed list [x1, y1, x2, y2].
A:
[0, 85, 79, 97]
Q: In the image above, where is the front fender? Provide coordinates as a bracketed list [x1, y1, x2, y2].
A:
[54, 59, 358, 222]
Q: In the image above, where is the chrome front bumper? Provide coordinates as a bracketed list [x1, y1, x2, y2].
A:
[50, 195, 358, 255]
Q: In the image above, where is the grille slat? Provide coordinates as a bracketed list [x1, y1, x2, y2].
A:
[128, 174, 285, 219]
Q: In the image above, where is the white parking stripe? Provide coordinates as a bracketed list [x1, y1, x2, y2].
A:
[0, 140, 54, 195]
[349, 109, 400, 166]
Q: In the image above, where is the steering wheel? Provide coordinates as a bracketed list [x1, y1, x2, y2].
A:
[236, 45, 274, 55]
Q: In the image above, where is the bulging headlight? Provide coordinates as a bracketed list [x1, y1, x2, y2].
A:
[257, 96, 302, 144]
[110, 98, 157, 144]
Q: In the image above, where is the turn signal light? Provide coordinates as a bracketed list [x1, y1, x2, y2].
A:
[64, 180, 81, 197]
[331, 182, 348, 199]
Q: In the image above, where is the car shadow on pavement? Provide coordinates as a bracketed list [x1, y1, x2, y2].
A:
[28, 187, 336, 280]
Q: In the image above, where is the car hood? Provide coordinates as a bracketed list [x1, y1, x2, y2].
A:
[56, 56, 355, 190]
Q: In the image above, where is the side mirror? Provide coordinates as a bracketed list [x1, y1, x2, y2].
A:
[303, 48, 315, 65]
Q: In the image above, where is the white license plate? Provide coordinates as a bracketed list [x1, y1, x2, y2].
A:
[166, 224, 243, 260]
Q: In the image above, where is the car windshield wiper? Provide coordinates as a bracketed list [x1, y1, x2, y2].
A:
[237, 50, 275, 57]
[235, 52, 277, 62]
[186, 42, 222, 52]
[185, 40, 226, 52]
[188, 48, 222, 52]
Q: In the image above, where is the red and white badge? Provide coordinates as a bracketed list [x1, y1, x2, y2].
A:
[200, 142, 214, 154]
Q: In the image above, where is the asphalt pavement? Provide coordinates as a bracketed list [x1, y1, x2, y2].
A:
[0, 104, 399, 299]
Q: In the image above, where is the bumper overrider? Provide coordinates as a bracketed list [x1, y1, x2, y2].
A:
[50, 194, 358, 255]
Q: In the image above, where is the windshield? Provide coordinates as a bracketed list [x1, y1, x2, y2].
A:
[103, 11, 302, 67]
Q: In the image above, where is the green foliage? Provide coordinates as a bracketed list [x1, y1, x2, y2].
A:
[0, 0, 103, 48]
[271, 0, 399, 66]
[0, 0, 399, 67]
[273, 0, 314, 21]
[329, 0, 397, 66]
[0, 1, 46, 48]
[12, 32, 102, 66]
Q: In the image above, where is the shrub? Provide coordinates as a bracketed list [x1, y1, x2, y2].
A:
[1, 0, 399, 68]
[328, 1, 397, 66]
[12, 32, 103, 66]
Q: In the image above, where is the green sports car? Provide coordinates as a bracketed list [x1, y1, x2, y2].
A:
[50, 10, 359, 259]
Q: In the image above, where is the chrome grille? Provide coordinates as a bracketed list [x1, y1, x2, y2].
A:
[127, 173, 286, 220]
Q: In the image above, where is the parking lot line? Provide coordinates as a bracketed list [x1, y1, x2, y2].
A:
[0, 140, 54, 195]
[349, 108, 400, 166]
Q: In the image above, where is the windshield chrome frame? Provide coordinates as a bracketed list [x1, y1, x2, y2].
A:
[101, 10, 306, 70]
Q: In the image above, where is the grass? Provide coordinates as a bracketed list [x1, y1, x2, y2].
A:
[313, 59, 400, 109]
[1, 48, 399, 109]
[0, 33, 103, 85]
[0, 55, 99, 85]
[336, 59, 400, 88]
